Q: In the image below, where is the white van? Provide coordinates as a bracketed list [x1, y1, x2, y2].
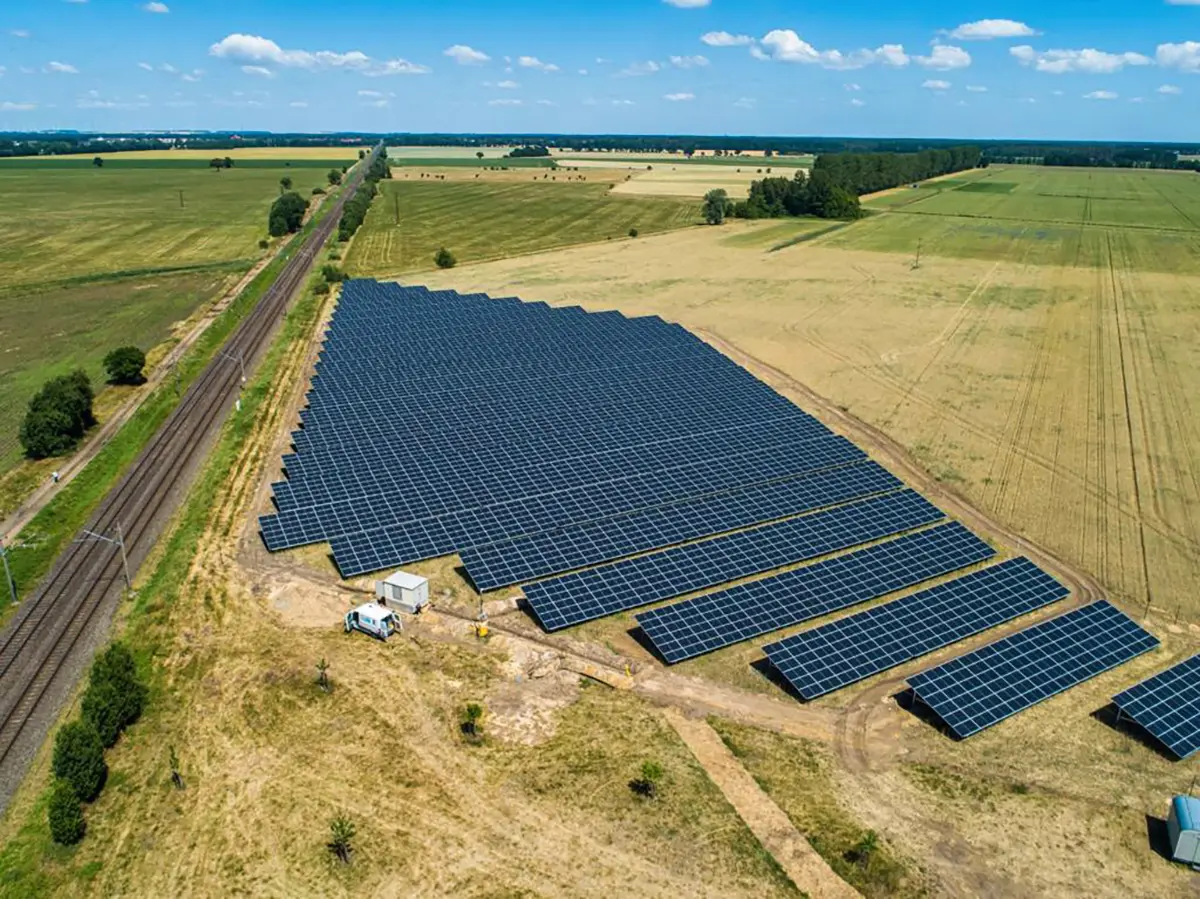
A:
[344, 602, 400, 641]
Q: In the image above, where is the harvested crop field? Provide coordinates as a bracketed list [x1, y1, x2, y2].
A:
[345, 180, 700, 277]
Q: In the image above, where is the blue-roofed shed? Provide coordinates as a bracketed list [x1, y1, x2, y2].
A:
[1167, 795, 1200, 866]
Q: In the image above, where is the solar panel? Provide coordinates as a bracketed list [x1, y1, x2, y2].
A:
[908, 601, 1159, 739]
[763, 558, 1068, 700]
[523, 490, 944, 631]
[634, 522, 994, 664]
[1112, 654, 1200, 759]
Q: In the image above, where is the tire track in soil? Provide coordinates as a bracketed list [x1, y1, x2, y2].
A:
[1106, 231, 1155, 609]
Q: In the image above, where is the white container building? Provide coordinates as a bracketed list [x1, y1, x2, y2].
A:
[375, 570, 430, 614]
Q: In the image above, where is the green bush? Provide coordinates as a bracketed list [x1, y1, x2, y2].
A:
[19, 370, 96, 459]
[628, 227, 639, 238]
[103, 346, 146, 386]
[320, 264, 346, 283]
[258, 238, 269, 250]
[47, 779, 86, 845]
[52, 721, 106, 802]
[268, 191, 309, 236]
[434, 247, 457, 269]
[81, 643, 147, 748]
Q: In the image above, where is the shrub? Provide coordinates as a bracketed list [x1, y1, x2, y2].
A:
[628, 227, 639, 238]
[267, 191, 309, 236]
[312, 187, 326, 195]
[103, 346, 146, 385]
[258, 239, 269, 250]
[313, 281, 331, 296]
[320, 264, 346, 283]
[328, 815, 356, 864]
[434, 247, 457, 269]
[81, 643, 147, 748]
[52, 721, 106, 802]
[47, 779, 86, 845]
[19, 370, 96, 459]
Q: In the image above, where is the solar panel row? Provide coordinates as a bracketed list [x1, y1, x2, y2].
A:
[634, 522, 995, 664]
[522, 490, 944, 631]
[908, 601, 1158, 739]
[1112, 654, 1200, 760]
[763, 557, 1069, 699]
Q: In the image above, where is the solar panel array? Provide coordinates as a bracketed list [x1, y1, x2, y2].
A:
[261, 281, 1141, 728]
[523, 490, 943, 631]
[908, 601, 1159, 739]
[763, 558, 1069, 699]
[1112, 654, 1200, 759]
[260, 281, 872, 576]
[634, 522, 995, 663]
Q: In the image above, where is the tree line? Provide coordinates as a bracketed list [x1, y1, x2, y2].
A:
[714, 146, 983, 224]
[337, 150, 392, 243]
[9, 131, 1200, 160]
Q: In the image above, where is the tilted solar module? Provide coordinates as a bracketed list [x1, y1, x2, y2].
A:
[763, 557, 1069, 700]
[522, 490, 944, 631]
[908, 601, 1159, 739]
[1112, 653, 1200, 759]
[634, 522, 995, 664]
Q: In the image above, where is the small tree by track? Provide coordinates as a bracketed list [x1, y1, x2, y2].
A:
[434, 247, 457, 269]
[52, 721, 107, 802]
[47, 779, 86, 845]
[103, 346, 146, 385]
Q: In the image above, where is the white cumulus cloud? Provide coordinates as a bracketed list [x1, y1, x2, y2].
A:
[966, 84, 987, 92]
[915, 45, 971, 70]
[242, 65, 274, 78]
[1, 100, 36, 110]
[702, 31, 754, 47]
[210, 34, 429, 76]
[670, 55, 709, 68]
[619, 60, 662, 76]
[519, 56, 559, 72]
[1011, 45, 1151, 74]
[947, 19, 1036, 40]
[137, 61, 153, 71]
[444, 44, 490, 65]
[850, 98, 865, 106]
[1157, 41, 1200, 72]
[664, 92, 695, 101]
[844, 82, 861, 91]
[1158, 83, 1183, 94]
[759, 30, 912, 69]
[923, 79, 951, 90]
[489, 98, 522, 106]
[10, 29, 30, 38]
[143, 1, 168, 12]
[733, 96, 755, 108]
[496, 79, 519, 88]
[612, 98, 635, 105]
[46, 61, 79, 74]
[1084, 90, 1118, 100]
[663, 0, 710, 6]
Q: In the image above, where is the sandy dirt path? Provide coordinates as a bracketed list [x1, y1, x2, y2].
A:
[664, 708, 863, 899]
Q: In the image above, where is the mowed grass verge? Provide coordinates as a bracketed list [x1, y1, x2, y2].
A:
[0, 164, 331, 468]
[346, 180, 700, 277]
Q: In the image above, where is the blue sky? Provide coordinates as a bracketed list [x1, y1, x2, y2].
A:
[3, 0, 1200, 140]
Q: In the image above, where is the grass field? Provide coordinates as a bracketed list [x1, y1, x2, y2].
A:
[345, 180, 700, 277]
[0, 164, 329, 467]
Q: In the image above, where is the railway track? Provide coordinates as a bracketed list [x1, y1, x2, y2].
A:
[0, 146, 380, 805]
